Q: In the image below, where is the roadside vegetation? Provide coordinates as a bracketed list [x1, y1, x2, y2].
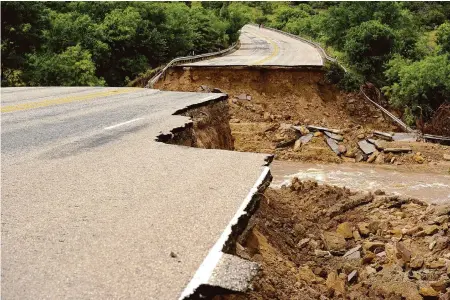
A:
[2, 2, 449, 125]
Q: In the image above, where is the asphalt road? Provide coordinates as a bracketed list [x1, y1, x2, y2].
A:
[181, 24, 323, 67]
[1, 87, 270, 299]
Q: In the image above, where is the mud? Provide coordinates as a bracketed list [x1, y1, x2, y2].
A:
[217, 179, 450, 300]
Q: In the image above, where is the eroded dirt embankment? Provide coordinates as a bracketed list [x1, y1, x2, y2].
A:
[157, 97, 234, 150]
[156, 67, 450, 169]
[154, 67, 450, 300]
[215, 179, 450, 300]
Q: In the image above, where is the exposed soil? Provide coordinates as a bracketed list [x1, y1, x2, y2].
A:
[217, 179, 450, 300]
[157, 97, 234, 150]
[156, 67, 450, 169]
[154, 66, 450, 299]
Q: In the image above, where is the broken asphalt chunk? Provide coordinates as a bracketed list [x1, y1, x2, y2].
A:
[324, 131, 344, 141]
[326, 138, 341, 155]
[358, 140, 377, 155]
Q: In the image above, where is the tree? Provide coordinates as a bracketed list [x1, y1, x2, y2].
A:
[25, 44, 105, 86]
[436, 22, 450, 53]
[383, 54, 450, 119]
[344, 20, 396, 82]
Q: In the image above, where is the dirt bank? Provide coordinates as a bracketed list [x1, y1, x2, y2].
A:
[156, 67, 450, 169]
[157, 97, 234, 150]
[217, 179, 450, 300]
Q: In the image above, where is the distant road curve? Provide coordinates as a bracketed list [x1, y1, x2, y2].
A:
[180, 24, 323, 67]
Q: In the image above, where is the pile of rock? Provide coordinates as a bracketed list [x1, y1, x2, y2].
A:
[243, 179, 450, 299]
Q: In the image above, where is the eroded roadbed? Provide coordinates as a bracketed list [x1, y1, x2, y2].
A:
[224, 179, 450, 300]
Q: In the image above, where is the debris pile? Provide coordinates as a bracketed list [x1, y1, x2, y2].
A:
[233, 179, 450, 300]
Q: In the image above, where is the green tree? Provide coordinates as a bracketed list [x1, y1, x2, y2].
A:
[344, 20, 396, 82]
[383, 54, 450, 119]
[436, 22, 450, 53]
[25, 44, 105, 86]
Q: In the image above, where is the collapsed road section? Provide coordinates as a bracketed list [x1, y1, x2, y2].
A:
[1, 87, 272, 299]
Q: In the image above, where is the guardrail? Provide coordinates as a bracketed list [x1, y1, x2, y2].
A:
[146, 41, 241, 88]
[254, 23, 347, 72]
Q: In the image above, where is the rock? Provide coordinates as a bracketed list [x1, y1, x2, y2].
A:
[343, 245, 362, 259]
[236, 93, 248, 100]
[410, 257, 424, 269]
[368, 221, 380, 234]
[246, 95, 252, 100]
[374, 189, 385, 195]
[347, 270, 358, 283]
[396, 242, 411, 263]
[433, 215, 448, 225]
[413, 153, 425, 164]
[429, 240, 437, 250]
[375, 153, 385, 164]
[363, 241, 385, 252]
[294, 223, 306, 236]
[298, 133, 313, 146]
[345, 147, 357, 158]
[337, 222, 353, 239]
[434, 236, 449, 251]
[436, 205, 450, 216]
[427, 259, 446, 269]
[199, 85, 211, 92]
[338, 145, 347, 154]
[275, 138, 297, 149]
[424, 225, 439, 235]
[263, 112, 271, 121]
[313, 131, 323, 137]
[211, 88, 223, 93]
[299, 266, 323, 283]
[326, 271, 346, 296]
[314, 249, 332, 257]
[367, 151, 379, 163]
[293, 139, 302, 151]
[297, 238, 310, 248]
[419, 287, 439, 298]
[365, 266, 377, 275]
[376, 251, 386, 258]
[170, 251, 178, 258]
[230, 118, 240, 123]
[357, 133, 365, 139]
[353, 230, 362, 241]
[362, 252, 376, 264]
[444, 154, 450, 161]
[430, 280, 449, 292]
[322, 231, 347, 251]
[357, 222, 370, 236]
[355, 152, 366, 162]
[292, 125, 310, 135]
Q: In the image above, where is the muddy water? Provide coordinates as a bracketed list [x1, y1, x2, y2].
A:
[270, 161, 450, 205]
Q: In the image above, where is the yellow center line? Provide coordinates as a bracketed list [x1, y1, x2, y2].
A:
[1, 88, 140, 113]
[250, 33, 280, 65]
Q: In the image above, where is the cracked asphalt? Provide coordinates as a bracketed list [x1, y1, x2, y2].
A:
[1, 87, 269, 299]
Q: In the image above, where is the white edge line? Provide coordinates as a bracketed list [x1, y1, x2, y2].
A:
[179, 166, 271, 299]
[104, 118, 144, 130]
